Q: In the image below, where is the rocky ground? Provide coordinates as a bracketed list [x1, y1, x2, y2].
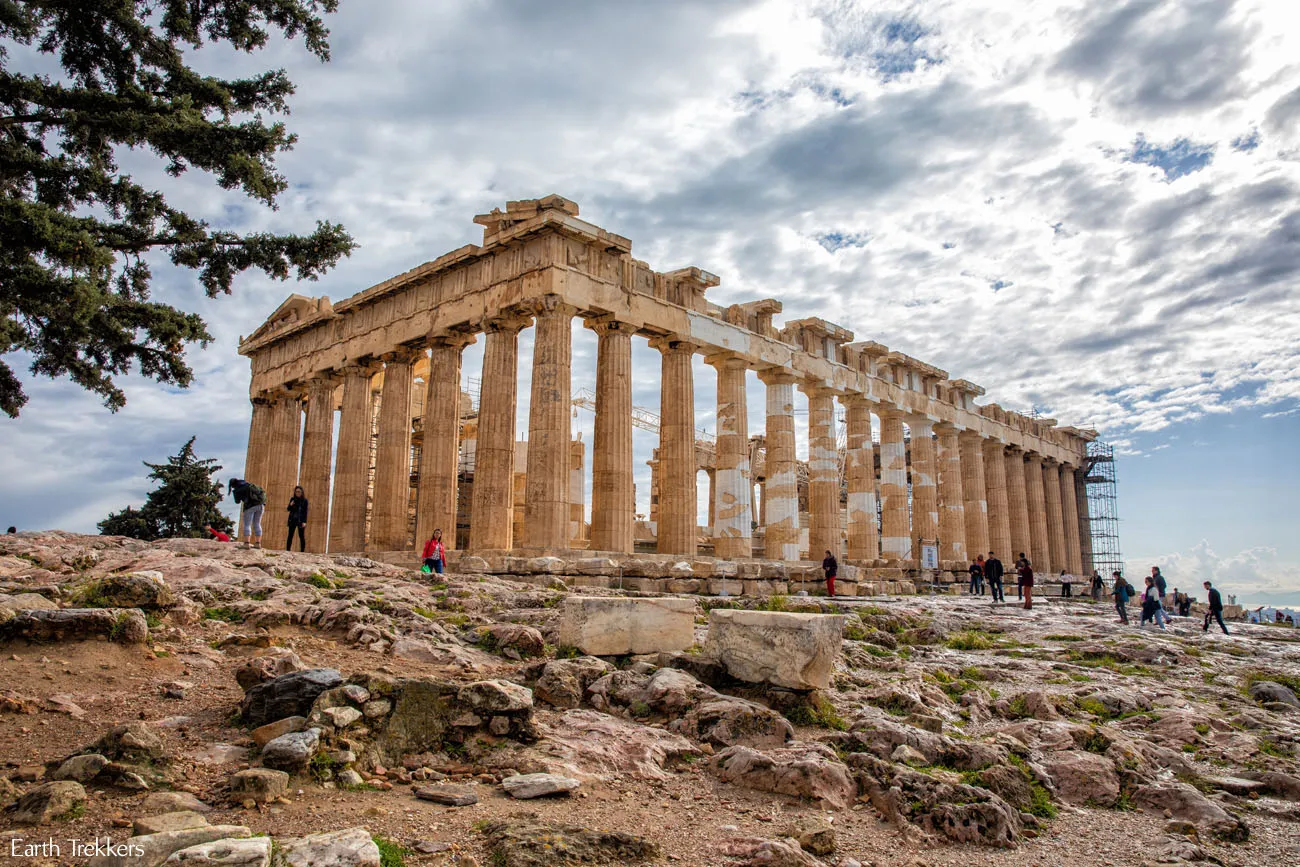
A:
[1, 532, 1299, 867]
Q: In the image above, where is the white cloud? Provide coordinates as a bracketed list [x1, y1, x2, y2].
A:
[4, 0, 1299, 539]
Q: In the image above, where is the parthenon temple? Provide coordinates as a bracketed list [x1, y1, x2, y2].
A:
[239, 196, 1097, 590]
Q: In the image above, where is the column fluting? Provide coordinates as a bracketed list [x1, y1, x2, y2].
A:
[587, 317, 635, 553]
[653, 337, 699, 556]
[879, 409, 911, 562]
[959, 432, 990, 561]
[758, 370, 799, 561]
[329, 363, 378, 552]
[1060, 464, 1084, 575]
[983, 439, 1012, 560]
[470, 313, 532, 551]
[1004, 446, 1032, 562]
[844, 397, 879, 562]
[909, 417, 939, 555]
[935, 422, 966, 565]
[416, 332, 474, 551]
[371, 348, 419, 551]
[298, 374, 337, 553]
[710, 355, 752, 559]
[804, 386, 839, 559]
[523, 298, 576, 549]
[1043, 457, 1068, 575]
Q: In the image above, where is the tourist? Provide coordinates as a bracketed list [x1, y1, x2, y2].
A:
[1090, 570, 1104, 601]
[422, 528, 447, 574]
[1179, 592, 1193, 617]
[286, 486, 309, 552]
[228, 478, 266, 548]
[985, 551, 1005, 603]
[206, 526, 231, 542]
[5, 526, 14, 534]
[1015, 552, 1027, 600]
[1060, 570, 1073, 598]
[1140, 575, 1166, 629]
[1203, 581, 1229, 634]
[969, 555, 985, 595]
[1150, 566, 1170, 629]
[1111, 571, 1130, 624]
[1017, 556, 1034, 610]
[822, 549, 838, 598]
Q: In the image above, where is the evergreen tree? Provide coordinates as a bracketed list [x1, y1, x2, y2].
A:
[1, 0, 355, 418]
[98, 437, 232, 540]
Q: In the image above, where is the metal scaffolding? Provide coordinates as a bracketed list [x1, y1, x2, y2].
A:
[1083, 439, 1123, 579]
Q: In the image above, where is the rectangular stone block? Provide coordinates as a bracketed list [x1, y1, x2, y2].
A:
[665, 578, 704, 594]
[705, 609, 845, 690]
[569, 575, 613, 589]
[707, 578, 744, 596]
[559, 597, 696, 656]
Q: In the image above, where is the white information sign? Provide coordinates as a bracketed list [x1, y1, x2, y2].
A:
[920, 544, 939, 570]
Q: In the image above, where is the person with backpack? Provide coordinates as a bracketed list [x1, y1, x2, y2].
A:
[985, 551, 1005, 603]
[1111, 571, 1130, 624]
[422, 528, 448, 574]
[1203, 581, 1229, 634]
[286, 486, 309, 552]
[822, 550, 838, 598]
[229, 478, 266, 549]
[969, 555, 985, 595]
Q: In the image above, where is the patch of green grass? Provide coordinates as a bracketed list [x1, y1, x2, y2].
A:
[784, 694, 848, 731]
[1114, 790, 1135, 812]
[309, 752, 341, 781]
[1194, 723, 1210, 736]
[108, 610, 134, 641]
[843, 622, 869, 641]
[331, 569, 349, 580]
[946, 630, 995, 651]
[1243, 669, 1300, 697]
[1043, 634, 1086, 642]
[700, 599, 740, 613]
[759, 594, 790, 612]
[1081, 727, 1111, 754]
[412, 606, 438, 619]
[306, 572, 333, 589]
[555, 644, 581, 659]
[1258, 738, 1290, 759]
[202, 606, 243, 623]
[144, 612, 163, 629]
[1007, 694, 1031, 719]
[55, 802, 86, 821]
[628, 700, 652, 718]
[153, 649, 172, 658]
[373, 836, 412, 867]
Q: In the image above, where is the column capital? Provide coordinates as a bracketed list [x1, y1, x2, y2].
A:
[1004, 444, 1025, 456]
[427, 329, 477, 350]
[797, 381, 836, 398]
[876, 404, 908, 421]
[304, 370, 340, 391]
[838, 392, 874, 409]
[1023, 450, 1044, 465]
[527, 294, 580, 319]
[933, 421, 961, 435]
[251, 392, 275, 407]
[960, 428, 986, 443]
[648, 334, 701, 355]
[340, 358, 383, 378]
[379, 346, 423, 365]
[704, 351, 749, 371]
[584, 313, 637, 337]
[266, 384, 304, 404]
[484, 309, 534, 334]
[756, 367, 798, 387]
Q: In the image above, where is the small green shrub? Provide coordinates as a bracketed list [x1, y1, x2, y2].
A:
[555, 645, 581, 659]
[946, 630, 995, 651]
[373, 836, 412, 867]
[306, 572, 333, 589]
[759, 594, 790, 612]
[202, 606, 243, 623]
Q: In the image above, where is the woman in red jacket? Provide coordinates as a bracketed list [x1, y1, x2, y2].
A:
[421, 528, 447, 574]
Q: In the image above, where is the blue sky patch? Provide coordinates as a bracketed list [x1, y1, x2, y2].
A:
[1124, 134, 1215, 181]
[814, 230, 870, 253]
[1231, 129, 1260, 152]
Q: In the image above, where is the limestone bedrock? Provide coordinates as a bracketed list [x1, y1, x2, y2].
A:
[705, 609, 845, 691]
[558, 596, 695, 656]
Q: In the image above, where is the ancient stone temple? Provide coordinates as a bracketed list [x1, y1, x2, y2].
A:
[239, 196, 1096, 587]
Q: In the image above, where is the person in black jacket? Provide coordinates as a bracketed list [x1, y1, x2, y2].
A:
[286, 486, 309, 552]
[1202, 581, 1228, 634]
[822, 550, 838, 598]
[985, 551, 1005, 603]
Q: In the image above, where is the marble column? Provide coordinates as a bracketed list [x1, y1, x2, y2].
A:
[1043, 458, 1068, 574]
[960, 432, 990, 561]
[843, 397, 879, 562]
[265, 389, 303, 526]
[983, 440, 1012, 560]
[1076, 471, 1094, 575]
[587, 317, 635, 553]
[653, 337, 698, 556]
[569, 440, 586, 545]
[329, 363, 378, 552]
[935, 423, 966, 564]
[1024, 452, 1052, 572]
[710, 355, 752, 559]
[1004, 447, 1032, 562]
[245, 396, 274, 486]
[758, 370, 799, 561]
[1060, 464, 1084, 575]
[879, 409, 911, 562]
[470, 313, 531, 551]
[804, 386, 839, 559]
[909, 417, 939, 555]
[370, 348, 419, 551]
[524, 298, 576, 549]
[297, 374, 337, 553]
[416, 332, 474, 550]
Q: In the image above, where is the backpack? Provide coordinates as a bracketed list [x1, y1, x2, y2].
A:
[246, 484, 266, 507]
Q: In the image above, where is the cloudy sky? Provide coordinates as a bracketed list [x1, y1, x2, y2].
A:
[4, 0, 1299, 605]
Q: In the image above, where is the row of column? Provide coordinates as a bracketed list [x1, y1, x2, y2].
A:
[247, 299, 1089, 571]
